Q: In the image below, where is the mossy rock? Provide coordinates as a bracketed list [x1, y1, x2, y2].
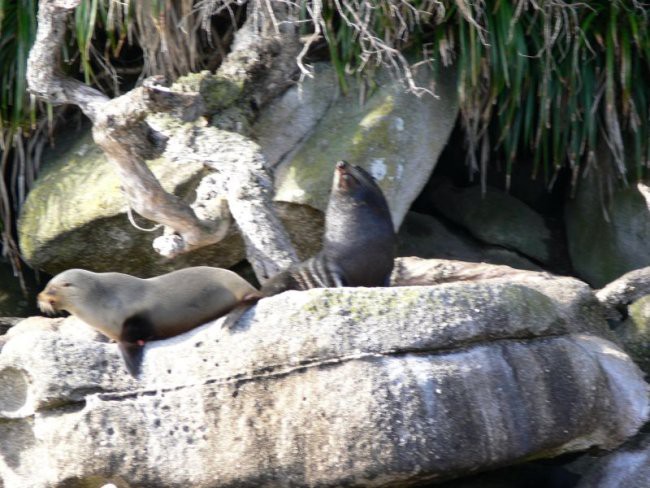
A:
[617, 295, 650, 375]
[18, 127, 327, 277]
[261, 63, 459, 228]
[17, 128, 246, 276]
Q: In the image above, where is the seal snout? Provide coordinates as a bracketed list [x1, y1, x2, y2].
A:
[37, 288, 59, 315]
[334, 160, 354, 190]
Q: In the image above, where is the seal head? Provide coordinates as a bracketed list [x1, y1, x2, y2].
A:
[39, 269, 105, 323]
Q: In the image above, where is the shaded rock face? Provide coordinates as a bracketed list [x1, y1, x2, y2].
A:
[397, 212, 541, 271]
[0, 267, 647, 487]
[435, 459, 581, 488]
[565, 168, 650, 287]
[0, 263, 35, 317]
[426, 182, 553, 266]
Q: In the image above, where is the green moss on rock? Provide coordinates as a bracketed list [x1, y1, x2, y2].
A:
[270, 64, 459, 227]
[172, 70, 245, 114]
[17, 128, 245, 276]
[565, 160, 650, 288]
[618, 295, 650, 374]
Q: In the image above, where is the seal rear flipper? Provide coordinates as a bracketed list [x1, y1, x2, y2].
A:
[118, 341, 144, 377]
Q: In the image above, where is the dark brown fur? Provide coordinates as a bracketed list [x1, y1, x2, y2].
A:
[262, 161, 396, 296]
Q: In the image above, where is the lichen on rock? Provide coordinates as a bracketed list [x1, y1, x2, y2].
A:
[0, 265, 647, 487]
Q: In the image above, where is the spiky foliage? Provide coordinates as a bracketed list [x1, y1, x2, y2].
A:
[0, 0, 39, 283]
[447, 0, 650, 192]
[305, 1, 650, 191]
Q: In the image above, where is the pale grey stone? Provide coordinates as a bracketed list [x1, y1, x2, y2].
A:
[269, 64, 459, 229]
[0, 272, 647, 487]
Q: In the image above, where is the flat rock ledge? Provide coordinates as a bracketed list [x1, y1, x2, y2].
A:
[0, 274, 648, 487]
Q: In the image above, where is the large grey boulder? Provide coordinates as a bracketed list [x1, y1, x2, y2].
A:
[17, 128, 247, 276]
[565, 168, 650, 288]
[262, 63, 459, 228]
[397, 212, 541, 271]
[427, 182, 553, 265]
[0, 264, 647, 487]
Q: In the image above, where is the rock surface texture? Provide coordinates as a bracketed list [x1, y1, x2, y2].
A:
[266, 63, 458, 228]
[428, 182, 553, 265]
[0, 263, 647, 487]
[565, 170, 650, 288]
[397, 212, 541, 271]
[576, 433, 650, 488]
[615, 296, 650, 377]
[17, 129, 247, 276]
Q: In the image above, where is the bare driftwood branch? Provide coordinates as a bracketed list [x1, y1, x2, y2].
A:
[157, 125, 298, 279]
[26, 0, 109, 120]
[27, 0, 301, 282]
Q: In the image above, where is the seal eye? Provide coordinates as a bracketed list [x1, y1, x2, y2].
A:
[61, 282, 72, 287]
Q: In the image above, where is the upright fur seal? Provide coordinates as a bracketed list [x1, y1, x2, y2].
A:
[262, 160, 396, 296]
[38, 267, 259, 376]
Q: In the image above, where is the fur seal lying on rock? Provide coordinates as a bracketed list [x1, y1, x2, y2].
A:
[38, 267, 259, 376]
[261, 160, 396, 296]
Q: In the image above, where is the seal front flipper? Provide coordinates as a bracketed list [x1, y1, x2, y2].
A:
[118, 314, 155, 377]
[118, 341, 144, 377]
[221, 292, 262, 331]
